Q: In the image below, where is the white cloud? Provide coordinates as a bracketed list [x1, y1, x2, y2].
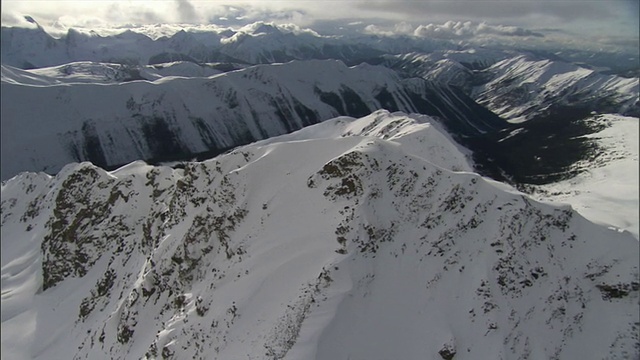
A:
[0, 0, 634, 49]
[476, 23, 543, 37]
[413, 21, 542, 39]
[394, 22, 414, 34]
[0, 11, 39, 29]
[362, 20, 543, 40]
[363, 24, 395, 37]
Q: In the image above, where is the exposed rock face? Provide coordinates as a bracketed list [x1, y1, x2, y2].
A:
[2, 112, 637, 360]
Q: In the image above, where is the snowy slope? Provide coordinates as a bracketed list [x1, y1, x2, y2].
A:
[141, 62, 223, 79]
[18, 62, 146, 83]
[1, 59, 505, 180]
[1, 64, 66, 86]
[1, 61, 224, 84]
[473, 55, 639, 122]
[421, 59, 477, 91]
[254, 110, 474, 173]
[2, 111, 638, 360]
[382, 48, 510, 79]
[528, 114, 639, 238]
[382, 52, 638, 123]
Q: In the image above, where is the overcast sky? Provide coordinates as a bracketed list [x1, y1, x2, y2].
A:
[1, 0, 638, 46]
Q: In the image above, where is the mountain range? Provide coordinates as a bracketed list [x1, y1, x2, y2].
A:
[1, 59, 504, 180]
[2, 111, 638, 359]
[2, 21, 637, 183]
[1, 20, 638, 360]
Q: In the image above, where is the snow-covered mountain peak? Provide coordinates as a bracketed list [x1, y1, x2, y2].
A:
[491, 54, 595, 85]
[255, 109, 474, 173]
[2, 110, 638, 360]
[23, 15, 38, 26]
[220, 21, 324, 45]
[248, 23, 282, 36]
[474, 54, 639, 121]
[1, 16, 639, 360]
[236, 21, 323, 37]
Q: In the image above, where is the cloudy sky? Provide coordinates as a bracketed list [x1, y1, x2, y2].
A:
[1, 0, 638, 46]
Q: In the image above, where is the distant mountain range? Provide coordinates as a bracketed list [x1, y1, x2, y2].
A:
[0, 22, 433, 69]
[2, 22, 637, 184]
[1, 59, 505, 180]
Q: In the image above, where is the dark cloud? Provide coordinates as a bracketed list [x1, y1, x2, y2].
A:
[357, 0, 615, 21]
[176, 0, 198, 22]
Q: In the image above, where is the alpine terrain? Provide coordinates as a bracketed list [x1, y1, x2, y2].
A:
[1, 16, 638, 360]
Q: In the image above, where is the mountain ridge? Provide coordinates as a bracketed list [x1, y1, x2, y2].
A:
[2, 20, 638, 360]
[2, 111, 638, 360]
[473, 54, 639, 122]
[1, 59, 505, 180]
